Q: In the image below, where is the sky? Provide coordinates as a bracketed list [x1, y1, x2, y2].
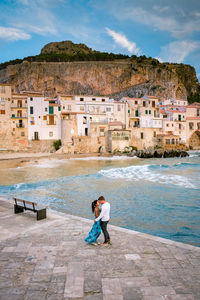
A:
[0, 0, 200, 80]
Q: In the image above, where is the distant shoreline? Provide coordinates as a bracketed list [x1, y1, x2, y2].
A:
[0, 151, 113, 168]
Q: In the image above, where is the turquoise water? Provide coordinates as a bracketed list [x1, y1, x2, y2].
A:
[0, 152, 200, 246]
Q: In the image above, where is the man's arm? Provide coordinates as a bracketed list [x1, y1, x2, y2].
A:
[95, 205, 105, 222]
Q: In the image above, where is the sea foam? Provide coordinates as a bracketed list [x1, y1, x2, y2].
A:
[99, 164, 197, 189]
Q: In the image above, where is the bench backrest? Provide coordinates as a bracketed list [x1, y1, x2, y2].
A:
[13, 197, 37, 211]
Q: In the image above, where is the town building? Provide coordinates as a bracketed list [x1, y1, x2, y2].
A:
[0, 84, 12, 150]
[11, 93, 28, 150]
[0, 84, 200, 152]
[186, 102, 200, 149]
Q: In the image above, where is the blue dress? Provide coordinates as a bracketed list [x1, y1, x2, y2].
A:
[85, 210, 101, 244]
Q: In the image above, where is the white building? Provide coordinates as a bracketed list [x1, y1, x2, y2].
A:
[27, 94, 61, 141]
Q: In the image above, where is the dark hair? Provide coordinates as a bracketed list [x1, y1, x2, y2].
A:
[91, 200, 98, 213]
[98, 196, 105, 201]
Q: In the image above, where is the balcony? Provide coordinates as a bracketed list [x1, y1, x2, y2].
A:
[16, 124, 25, 128]
[11, 106, 27, 109]
[11, 116, 28, 119]
[47, 122, 57, 125]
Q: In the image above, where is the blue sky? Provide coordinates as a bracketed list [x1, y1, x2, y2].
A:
[0, 0, 200, 80]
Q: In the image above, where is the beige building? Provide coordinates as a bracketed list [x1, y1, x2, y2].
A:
[186, 103, 200, 149]
[11, 93, 28, 150]
[121, 96, 163, 149]
[0, 84, 12, 150]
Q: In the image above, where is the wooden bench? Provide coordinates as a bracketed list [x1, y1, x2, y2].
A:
[13, 198, 46, 220]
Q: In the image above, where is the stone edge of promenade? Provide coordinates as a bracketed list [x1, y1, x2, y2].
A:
[1, 197, 199, 252]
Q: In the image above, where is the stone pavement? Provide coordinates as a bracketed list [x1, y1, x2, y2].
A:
[0, 198, 200, 300]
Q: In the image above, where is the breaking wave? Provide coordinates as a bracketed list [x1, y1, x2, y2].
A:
[99, 164, 197, 189]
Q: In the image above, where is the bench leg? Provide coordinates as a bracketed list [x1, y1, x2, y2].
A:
[37, 209, 46, 221]
[14, 204, 24, 214]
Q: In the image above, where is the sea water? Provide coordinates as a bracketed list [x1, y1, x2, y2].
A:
[0, 151, 200, 246]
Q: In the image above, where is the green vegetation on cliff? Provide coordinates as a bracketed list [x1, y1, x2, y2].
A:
[0, 40, 199, 103]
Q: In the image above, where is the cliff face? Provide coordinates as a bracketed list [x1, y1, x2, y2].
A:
[0, 59, 199, 100]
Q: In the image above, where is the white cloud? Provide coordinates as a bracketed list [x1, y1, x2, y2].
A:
[9, 0, 58, 36]
[95, 1, 200, 38]
[0, 26, 31, 41]
[105, 27, 140, 54]
[159, 40, 199, 63]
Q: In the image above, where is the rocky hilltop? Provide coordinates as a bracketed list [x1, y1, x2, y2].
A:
[0, 41, 199, 101]
[41, 40, 95, 55]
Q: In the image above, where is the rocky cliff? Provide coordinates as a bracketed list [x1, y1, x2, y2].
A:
[0, 41, 199, 101]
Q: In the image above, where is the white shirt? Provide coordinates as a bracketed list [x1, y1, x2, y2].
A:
[95, 202, 110, 222]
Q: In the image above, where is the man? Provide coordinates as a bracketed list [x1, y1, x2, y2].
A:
[94, 196, 111, 246]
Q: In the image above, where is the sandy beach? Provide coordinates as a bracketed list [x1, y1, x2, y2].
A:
[0, 151, 112, 169]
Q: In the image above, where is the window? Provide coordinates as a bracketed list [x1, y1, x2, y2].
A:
[102, 99, 105, 102]
[1, 110, 5, 114]
[154, 111, 156, 117]
[30, 97, 33, 101]
[135, 110, 138, 117]
[93, 127, 97, 133]
[197, 123, 200, 129]
[67, 105, 71, 111]
[1, 98, 5, 105]
[166, 123, 169, 127]
[43, 116, 47, 120]
[117, 104, 121, 111]
[135, 101, 138, 105]
[80, 98, 84, 101]
[106, 107, 111, 112]
[30, 106, 33, 114]
[153, 131, 156, 137]
[92, 98, 96, 101]
[45, 107, 48, 112]
[149, 110, 151, 114]
[189, 122, 194, 130]
[166, 139, 170, 145]
[152, 101, 155, 107]
[80, 105, 84, 111]
[178, 114, 181, 121]
[100, 128, 105, 136]
[172, 138, 175, 144]
[145, 110, 148, 115]
[58, 106, 61, 111]
[83, 116, 87, 124]
[143, 101, 145, 107]
[49, 106, 54, 114]
[19, 120, 23, 128]
[21, 132, 25, 137]
[197, 109, 200, 117]
[49, 132, 53, 137]
[179, 124, 181, 130]
[1, 86, 5, 93]
[141, 132, 144, 139]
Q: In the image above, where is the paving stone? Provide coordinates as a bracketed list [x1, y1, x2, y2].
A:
[102, 278, 122, 295]
[25, 290, 46, 300]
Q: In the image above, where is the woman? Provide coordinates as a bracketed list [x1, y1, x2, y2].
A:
[85, 200, 101, 245]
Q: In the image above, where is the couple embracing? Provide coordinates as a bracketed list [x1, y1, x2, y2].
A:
[85, 196, 111, 246]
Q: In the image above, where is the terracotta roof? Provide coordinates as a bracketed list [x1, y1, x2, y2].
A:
[144, 95, 159, 99]
[186, 117, 200, 120]
[109, 121, 123, 126]
[157, 134, 179, 137]
[61, 112, 88, 115]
